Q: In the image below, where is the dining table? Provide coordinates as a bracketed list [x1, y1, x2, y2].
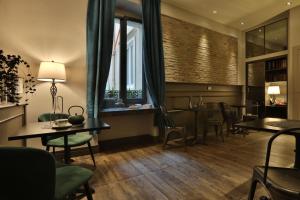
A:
[234, 117, 300, 168]
[8, 118, 111, 164]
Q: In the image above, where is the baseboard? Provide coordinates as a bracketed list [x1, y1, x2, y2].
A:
[99, 134, 160, 151]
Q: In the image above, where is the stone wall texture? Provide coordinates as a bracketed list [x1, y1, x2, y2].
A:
[162, 15, 238, 85]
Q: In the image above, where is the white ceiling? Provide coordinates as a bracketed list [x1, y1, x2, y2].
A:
[162, 0, 300, 30]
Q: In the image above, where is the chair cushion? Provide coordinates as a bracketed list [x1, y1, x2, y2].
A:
[47, 132, 93, 147]
[54, 166, 93, 200]
[255, 166, 300, 194]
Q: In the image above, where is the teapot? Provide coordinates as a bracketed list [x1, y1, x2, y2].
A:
[68, 105, 85, 125]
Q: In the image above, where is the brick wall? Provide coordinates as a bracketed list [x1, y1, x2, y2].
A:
[162, 15, 238, 85]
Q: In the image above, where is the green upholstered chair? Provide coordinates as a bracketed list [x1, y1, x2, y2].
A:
[0, 147, 93, 200]
[38, 113, 96, 167]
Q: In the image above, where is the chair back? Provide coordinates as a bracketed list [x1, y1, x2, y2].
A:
[219, 102, 228, 122]
[263, 127, 300, 183]
[203, 102, 222, 122]
[159, 106, 176, 128]
[0, 147, 56, 200]
[38, 113, 69, 146]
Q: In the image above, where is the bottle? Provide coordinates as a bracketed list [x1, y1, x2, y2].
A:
[189, 97, 193, 109]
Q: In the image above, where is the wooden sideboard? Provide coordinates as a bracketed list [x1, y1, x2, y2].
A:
[0, 104, 27, 147]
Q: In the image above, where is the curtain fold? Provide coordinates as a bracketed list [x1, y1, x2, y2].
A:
[86, 0, 116, 118]
[142, 0, 166, 135]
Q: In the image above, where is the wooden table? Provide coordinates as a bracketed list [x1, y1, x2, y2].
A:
[8, 118, 111, 164]
[234, 117, 300, 168]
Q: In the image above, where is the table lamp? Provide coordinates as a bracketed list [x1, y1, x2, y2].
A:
[267, 86, 280, 105]
[37, 61, 66, 109]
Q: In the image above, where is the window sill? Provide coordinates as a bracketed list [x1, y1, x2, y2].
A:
[100, 107, 157, 117]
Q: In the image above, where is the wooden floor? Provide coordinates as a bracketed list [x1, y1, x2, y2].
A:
[74, 132, 295, 200]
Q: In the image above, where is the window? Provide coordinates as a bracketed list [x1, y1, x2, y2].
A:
[105, 17, 144, 106]
[246, 19, 288, 58]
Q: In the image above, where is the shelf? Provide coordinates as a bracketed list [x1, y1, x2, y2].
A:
[265, 105, 287, 107]
[265, 68, 287, 73]
[265, 80, 287, 83]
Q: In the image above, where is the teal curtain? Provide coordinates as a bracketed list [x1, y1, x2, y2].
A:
[86, 0, 116, 118]
[142, 0, 166, 135]
[142, 0, 165, 107]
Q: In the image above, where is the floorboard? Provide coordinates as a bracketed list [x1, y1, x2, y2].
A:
[73, 131, 295, 200]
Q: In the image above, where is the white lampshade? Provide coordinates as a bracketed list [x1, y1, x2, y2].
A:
[267, 86, 280, 95]
[37, 61, 66, 82]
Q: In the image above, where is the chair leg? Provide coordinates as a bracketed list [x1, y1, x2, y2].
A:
[203, 126, 207, 144]
[53, 147, 56, 155]
[84, 183, 93, 200]
[226, 122, 231, 136]
[220, 125, 224, 142]
[163, 131, 170, 149]
[46, 146, 50, 151]
[214, 125, 218, 136]
[183, 128, 187, 150]
[248, 178, 258, 200]
[87, 142, 96, 167]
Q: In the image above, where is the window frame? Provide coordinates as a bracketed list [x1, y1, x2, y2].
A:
[105, 16, 146, 107]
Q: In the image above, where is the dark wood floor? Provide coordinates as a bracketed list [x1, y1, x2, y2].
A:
[74, 132, 295, 200]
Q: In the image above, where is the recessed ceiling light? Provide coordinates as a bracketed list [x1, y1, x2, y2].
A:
[241, 22, 245, 25]
[212, 10, 217, 14]
[287, 1, 292, 6]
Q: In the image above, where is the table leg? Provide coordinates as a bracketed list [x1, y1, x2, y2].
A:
[194, 111, 198, 140]
[294, 135, 300, 168]
[63, 135, 71, 164]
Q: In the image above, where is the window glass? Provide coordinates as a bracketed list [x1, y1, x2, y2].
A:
[246, 27, 265, 58]
[265, 19, 288, 54]
[126, 21, 143, 100]
[105, 19, 120, 99]
[104, 18, 145, 106]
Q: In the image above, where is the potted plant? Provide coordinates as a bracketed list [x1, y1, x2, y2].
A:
[0, 49, 36, 104]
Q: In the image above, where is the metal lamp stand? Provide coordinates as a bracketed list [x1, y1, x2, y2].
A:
[48, 78, 57, 127]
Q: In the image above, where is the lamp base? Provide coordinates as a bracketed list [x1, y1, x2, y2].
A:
[269, 96, 276, 105]
[50, 79, 57, 111]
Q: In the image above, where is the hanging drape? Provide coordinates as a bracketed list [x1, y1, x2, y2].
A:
[141, 0, 166, 135]
[86, 0, 116, 118]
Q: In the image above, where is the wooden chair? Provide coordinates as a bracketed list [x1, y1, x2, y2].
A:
[0, 147, 93, 200]
[202, 102, 224, 142]
[249, 128, 300, 200]
[219, 102, 238, 136]
[243, 100, 259, 121]
[38, 113, 96, 167]
[160, 106, 187, 149]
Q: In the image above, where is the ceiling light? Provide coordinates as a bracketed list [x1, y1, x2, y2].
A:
[287, 2, 292, 6]
[241, 22, 245, 25]
[212, 10, 217, 14]
[259, 29, 262, 32]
